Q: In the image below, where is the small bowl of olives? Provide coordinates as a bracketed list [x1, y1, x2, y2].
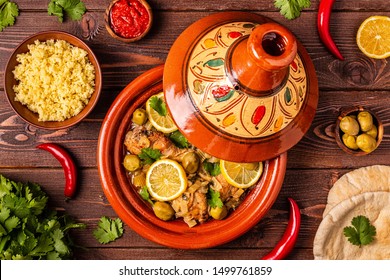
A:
[335, 106, 383, 156]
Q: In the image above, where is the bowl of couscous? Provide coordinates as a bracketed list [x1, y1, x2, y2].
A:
[4, 31, 102, 130]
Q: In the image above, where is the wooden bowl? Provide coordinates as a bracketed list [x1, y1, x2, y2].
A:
[335, 106, 383, 156]
[4, 31, 102, 130]
[105, 0, 153, 43]
[97, 64, 287, 249]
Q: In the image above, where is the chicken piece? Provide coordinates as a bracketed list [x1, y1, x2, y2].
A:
[148, 130, 189, 161]
[124, 126, 151, 155]
[171, 183, 209, 227]
[213, 174, 245, 209]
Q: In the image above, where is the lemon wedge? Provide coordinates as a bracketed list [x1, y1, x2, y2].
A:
[356, 16, 390, 59]
[220, 160, 263, 188]
[146, 159, 187, 201]
[145, 92, 177, 133]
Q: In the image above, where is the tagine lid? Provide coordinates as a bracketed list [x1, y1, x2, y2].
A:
[163, 12, 318, 162]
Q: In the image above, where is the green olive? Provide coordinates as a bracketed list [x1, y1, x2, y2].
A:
[209, 205, 228, 220]
[123, 154, 141, 172]
[357, 111, 373, 132]
[132, 108, 147, 125]
[181, 152, 200, 174]
[356, 134, 377, 153]
[366, 124, 378, 139]
[339, 116, 360, 136]
[153, 201, 175, 221]
[342, 133, 359, 150]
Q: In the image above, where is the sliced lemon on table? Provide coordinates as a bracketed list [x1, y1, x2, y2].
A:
[146, 159, 187, 201]
[145, 92, 177, 133]
[356, 15, 390, 59]
[220, 160, 263, 189]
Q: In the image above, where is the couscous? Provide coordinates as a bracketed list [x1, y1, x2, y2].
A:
[12, 39, 96, 122]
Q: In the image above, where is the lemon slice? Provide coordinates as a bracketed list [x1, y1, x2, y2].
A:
[146, 159, 187, 201]
[356, 16, 390, 59]
[220, 160, 263, 188]
[145, 92, 177, 133]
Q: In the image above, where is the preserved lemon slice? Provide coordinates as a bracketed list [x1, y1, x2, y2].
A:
[356, 16, 390, 59]
[146, 159, 187, 201]
[220, 160, 263, 188]
[145, 92, 177, 133]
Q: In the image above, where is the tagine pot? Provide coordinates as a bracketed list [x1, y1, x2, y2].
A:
[164, 12, 319, 162]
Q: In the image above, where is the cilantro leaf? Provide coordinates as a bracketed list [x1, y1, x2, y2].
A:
[139, 148, 162, 165]
[0, 174, 85, 260]
[0, 1, 19, 32]
[139, 186, 153, 206]
[169, 130, 189, 148]
[274, 0, 311, 20]
[207, 188, 223, 208]
[203, 161, 221, 176]
[93, 216, 124, 244]
[149, 96, 167, 116]
[48, 0, 86, 22]
[343, 215, 376, 247]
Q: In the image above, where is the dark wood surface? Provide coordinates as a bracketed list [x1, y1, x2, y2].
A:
[1, 0, 389, 260]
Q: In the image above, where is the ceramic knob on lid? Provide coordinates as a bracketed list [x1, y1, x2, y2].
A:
[164, 12, 318, 162]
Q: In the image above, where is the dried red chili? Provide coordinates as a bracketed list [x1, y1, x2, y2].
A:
[317, 0, 344, 60]
[261, 198, 301, 260]
[109, 0, 150, 39]
[36, 143, 77, 199]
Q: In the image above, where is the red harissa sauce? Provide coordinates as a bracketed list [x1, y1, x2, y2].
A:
[110, 0, 150, 39]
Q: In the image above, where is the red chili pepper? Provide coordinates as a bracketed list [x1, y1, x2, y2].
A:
[36, 143, 77, 199]
[261, 198, 301, 260]
[317, 0, 344, 60]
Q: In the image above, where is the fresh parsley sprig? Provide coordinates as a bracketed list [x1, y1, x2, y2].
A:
[48, 0, 86, 22]
[139, 148, 162, 165]
[274, 0, 311, 20]
[93, 216, 124, 244]
[0, 0, 19, 32]
[149, 96, 167, 116]
[207, 188, 223, 209]
[343, 215, 376, 247]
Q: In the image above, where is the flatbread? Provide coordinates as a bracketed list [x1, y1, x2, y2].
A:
[314, 191, 390, 260]
[323, 165, 390, 217]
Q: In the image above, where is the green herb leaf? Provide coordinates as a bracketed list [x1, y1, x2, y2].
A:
[48, 0, 86, 22]
[93, 216, 124, 244]
[274, 0, 311, 20]
[139, 148, 162, 165]
[203, 161, 221, 176]
[343, 215, 376, 247]
[149, 96, 167, 116]
[207, 188, 223, 208]
[169, 131, 189, 148]
[139, 186, 153, 206]
[0, 174, 85, 260]
[0, 1, 19, 32]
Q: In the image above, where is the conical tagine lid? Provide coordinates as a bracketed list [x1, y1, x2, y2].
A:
[163, 12, 318, 162]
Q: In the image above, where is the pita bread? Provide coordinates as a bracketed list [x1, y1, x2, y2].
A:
[314, 191, 390, 260]
[323, 165, 390, 217]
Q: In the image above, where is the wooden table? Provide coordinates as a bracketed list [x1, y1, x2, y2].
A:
[1, 0, 389, 260]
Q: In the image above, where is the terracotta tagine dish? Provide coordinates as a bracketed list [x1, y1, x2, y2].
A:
[164, 12, 319, 162]
[97, 12, 318, 249]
